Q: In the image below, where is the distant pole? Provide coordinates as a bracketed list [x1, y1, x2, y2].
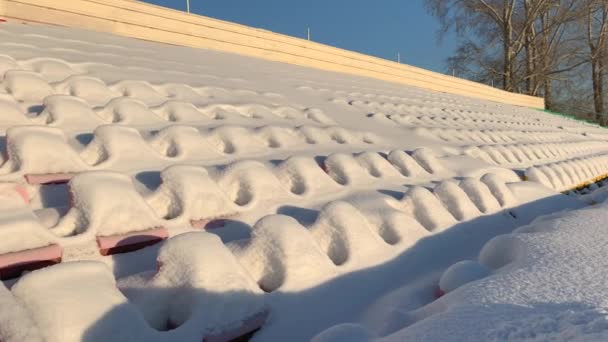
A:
[186, 0, 190, 13]
[452, 68, 455, 77]
[397, 52, 401, 63]
[307, 27, 311, 41]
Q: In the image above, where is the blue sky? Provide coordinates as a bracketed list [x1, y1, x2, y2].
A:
[141, 0, 457, 73]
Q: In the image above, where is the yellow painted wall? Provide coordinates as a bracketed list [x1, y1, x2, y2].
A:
[0, 0, 545, 109]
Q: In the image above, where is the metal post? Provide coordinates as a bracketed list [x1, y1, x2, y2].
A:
[186, 0, 190, 13]
[397, 52, 401, 63]
[307, 28, 311, 41]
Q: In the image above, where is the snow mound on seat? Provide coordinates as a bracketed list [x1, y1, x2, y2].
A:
[433, 180, 481, 221]
[54, 75, 118, 106]
[274, 156, 341, 196]
[81, 125, 161, 166]
[6, 126, 88, 175]
[216, 160, 286, 207]
[356, 152, 403, 178]
[35, 95, 104, 128]
[348, 195, 429, 246]
[147, 125, 215, 159]
[400, 186, 457, 231]
[112, 80, 164, 105]
[478, 234, 526, 270]
[148, 165, 237, 223]
[310, 201, 387, 266]
[96, 97, 164, 124]
[386, 150, 429, 177]
[231, 215, 336, 291]
[26, 58, 77, 83]
[0, 204, 57, 254]
[207, 126, 265, 154]
[11, 261, 149, 342]
[0, 55, 19, 79]
[55, 171, 161, 238]
[0, 97, 28, 126]
[151, 101, 207, 122]
[123, 232, 266, 335]
[323, 153, 374, 185]
[411, 148, 444, 174]
[3, 70, 54, 101]
[439, 260, 491, 293]
[0, 281, 43, 342]
[480, 173, 516, 206]
[10, 237, 265, 342]
[458, 178, 501, 213]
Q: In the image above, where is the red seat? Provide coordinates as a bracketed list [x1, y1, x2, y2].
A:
[0, 244, 62, 280]
[25, 173, 75, 185]
[96, 227, 168, 256]
[434, 286, 445, 299]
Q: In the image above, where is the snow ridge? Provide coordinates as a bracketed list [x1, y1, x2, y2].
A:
[525, 153, 608, 192]
[1, 124, 380, 180]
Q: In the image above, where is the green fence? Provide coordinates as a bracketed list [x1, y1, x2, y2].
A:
[538, 109, 602, 127]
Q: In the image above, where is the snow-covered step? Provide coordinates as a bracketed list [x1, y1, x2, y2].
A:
[414, 126, 583, 145]
[464, 141, 608, 166]
[380, 112, 555, 131]
[524, 153, 608, 192]
[0, 148, 444, 244]
[0, 53, 283, 100]
[0, 124, 383, 183]
[228, 174, 518, 291]
[0, 170, 515, 277]
[0, 93, 334, 131]
[10, 241, 268, 342]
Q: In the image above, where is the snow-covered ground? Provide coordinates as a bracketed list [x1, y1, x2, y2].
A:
[329, 198, 608, 341]
[1, 20, 608, 341]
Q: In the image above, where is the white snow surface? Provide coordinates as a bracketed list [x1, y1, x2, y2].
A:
[0, 20, 607, 341]
[355, 201, 608, 341]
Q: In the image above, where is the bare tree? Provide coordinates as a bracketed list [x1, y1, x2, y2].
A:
[523, 0, 539, 94]
[527, 0, 584, 108]
[444, 36, 506, 87]
[586, 0, 608, 120]
[425, 0, 598, 116]
[426, 0, 522, 91]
